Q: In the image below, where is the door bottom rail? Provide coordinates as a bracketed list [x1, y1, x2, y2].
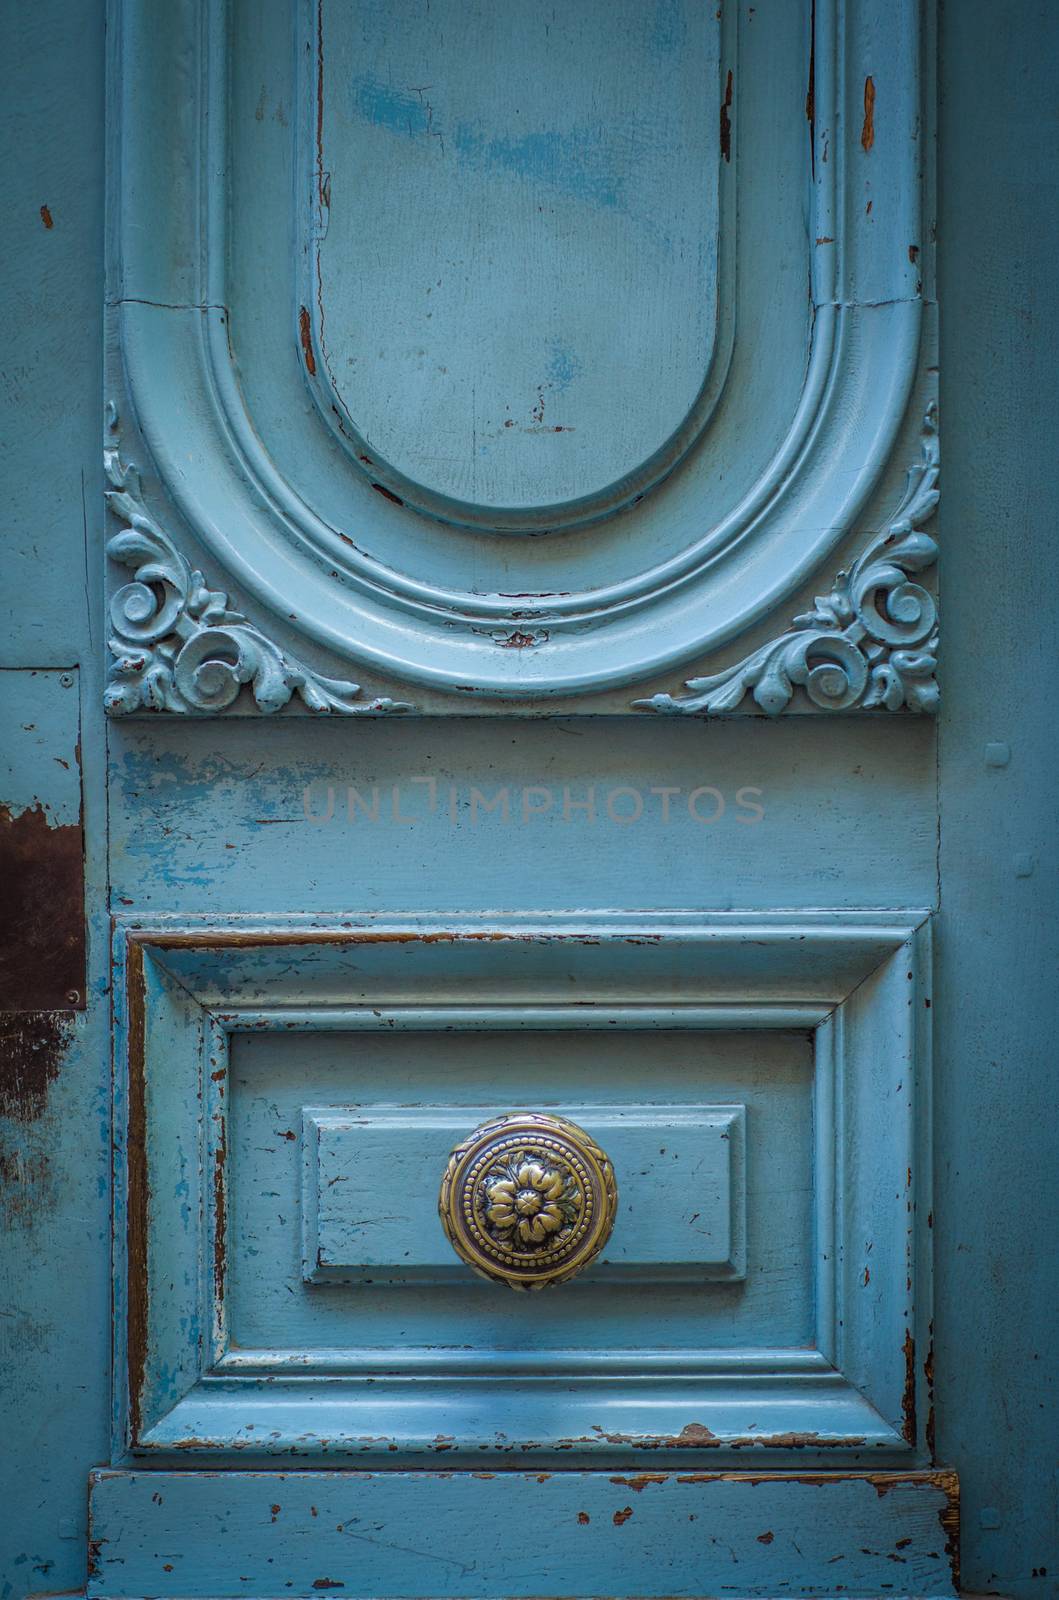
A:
[86, 1467, 960, 1599]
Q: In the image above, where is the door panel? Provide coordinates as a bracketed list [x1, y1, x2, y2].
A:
[89, 0, 954, 1593]
[107, 0, 934, 706]
[10, 3, 1059, 1598]
[309, 0, 723, 522]
[114, 917, 929, 1464]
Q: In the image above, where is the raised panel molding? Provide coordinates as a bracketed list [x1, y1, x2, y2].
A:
[111, 911, 933, 1464]
[303, 1102, 746, 1285]
[106, 0, 937, 712]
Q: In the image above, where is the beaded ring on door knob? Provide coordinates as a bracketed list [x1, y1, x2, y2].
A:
[438, 1112, 618, 1290]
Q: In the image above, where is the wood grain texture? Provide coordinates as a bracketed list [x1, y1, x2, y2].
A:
[87, 1468, 959, 1599]
[107, 715, 938, 914]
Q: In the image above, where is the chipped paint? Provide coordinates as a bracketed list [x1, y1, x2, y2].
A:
[609, 1474, 667, 1493]
[861, 76, 876, 152]
[586, 1425, 866, 1452]
[0, 1010, 73, 1123]
[901, 1328, 917, 1446]
[499, 630, 545, 650]
[924, 1334, 936, 1461]
[20, 0, 1045, 1593]
[299, 305, 317, 376]
[213, 1112, 228, 1306]
[720, 68, 733, 162]
[935, 1471, 961, 1589]
[371, 481, 405, 507]
[85, 1469, 963, 1595]
[125, 941, 148, 1444]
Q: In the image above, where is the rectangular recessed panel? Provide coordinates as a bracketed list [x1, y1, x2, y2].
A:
[124, 918, 929, 1459]
[303, 1103, 744, 1283]
[227, 1027, 814, 1358]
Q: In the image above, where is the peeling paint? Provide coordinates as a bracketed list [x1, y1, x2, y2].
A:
[901, 1328, 916, 1445]
[125, 942, 148, 1444]
[299, 306, 317, 376]
[936, 1472, 961, 1589]
[720, 69, 733, 162]
[861, 76, 876, 152]
[0, 1010, 73, 1123]
[213, 1114, 228, 1305]
[371, 481, 405, 507]
[924, 1336, 936, 1461]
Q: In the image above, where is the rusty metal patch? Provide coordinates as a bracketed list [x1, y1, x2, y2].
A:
[0, 667, 86, 1011]
[0, 801, 85, 1009]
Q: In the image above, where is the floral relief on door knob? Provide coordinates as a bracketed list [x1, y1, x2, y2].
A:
[439, 1113, 618, 1290]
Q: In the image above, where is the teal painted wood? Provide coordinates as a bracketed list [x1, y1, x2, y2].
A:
[105, 0, 937, 704]
[86, 1469, 960, 1599]
[0, 6, 112, 1596]
[109, 915, 931, 1464]
[935, 1, 1059, 1588]
[303, 1103, 745, 1282]
[306, 0, 725, 529]
[106, 716, 939, 914]
[4, 3, 1059, 1599]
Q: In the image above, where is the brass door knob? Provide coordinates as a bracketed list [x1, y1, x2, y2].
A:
[439, 1112, 618, 1290]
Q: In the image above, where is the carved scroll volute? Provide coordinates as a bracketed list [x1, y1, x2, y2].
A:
[439, 1113, 618, 1290]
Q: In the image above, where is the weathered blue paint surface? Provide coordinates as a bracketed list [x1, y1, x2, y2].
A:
[107, 0, 933, 698]
[934, 2, 1059, 1587]
[86, 1469, 961, 1599]
[0, 4, 111, 1595]
[1, 3, 1057, 1599]
[321, 1, 722, 515]
[106, 916, 930, 1464]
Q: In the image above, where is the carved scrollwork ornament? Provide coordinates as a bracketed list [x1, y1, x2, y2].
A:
[635, 404, 940, 716]
[102, 408, 414, 717]
[439, 1113, 618, 1290]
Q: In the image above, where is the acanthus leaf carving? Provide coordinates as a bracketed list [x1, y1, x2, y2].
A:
[104, 414, 415, 717]
[634, 404, 940, 717]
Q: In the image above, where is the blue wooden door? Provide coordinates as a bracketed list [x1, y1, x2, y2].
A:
[4, 2, 1051, 1598]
